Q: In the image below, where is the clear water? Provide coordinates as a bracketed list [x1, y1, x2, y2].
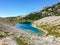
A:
[15, 23, 43, 35]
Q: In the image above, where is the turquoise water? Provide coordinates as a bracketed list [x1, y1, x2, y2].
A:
[15, 23, 43, 35]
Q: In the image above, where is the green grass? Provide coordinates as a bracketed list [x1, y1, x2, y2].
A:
[15, 37, 28, 45]
[41, 25, 60, 37]
[0, 35, 6, 39]
[36, 24, 60, 37]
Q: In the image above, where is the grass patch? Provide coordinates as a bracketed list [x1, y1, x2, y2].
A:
[37, 25, 60, 37]
[0, 35, 6, 39]
[14, 37, 28, 45]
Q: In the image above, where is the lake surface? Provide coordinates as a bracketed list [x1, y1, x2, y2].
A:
[15, 23, 43, 35]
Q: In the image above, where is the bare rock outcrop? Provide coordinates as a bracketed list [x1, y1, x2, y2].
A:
[34, 16, 60, 36]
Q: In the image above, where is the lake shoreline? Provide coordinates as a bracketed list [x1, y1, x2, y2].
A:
[15, 23, 43, 35]
[32, 23, 48, 36]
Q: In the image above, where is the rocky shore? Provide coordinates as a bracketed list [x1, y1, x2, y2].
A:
[32, 23, 48, 36]
[0, 16, 60, 45]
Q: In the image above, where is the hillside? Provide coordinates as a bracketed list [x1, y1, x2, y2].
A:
[4, 2, 60, 25]
[0, 19, 60, 45]
[33, 16, 60, 37]
[23, 2, 60, 20]
[0, 18, 30, 45]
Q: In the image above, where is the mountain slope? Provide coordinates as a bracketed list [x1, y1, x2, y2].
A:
[34, 16, 60, 37]
[4, 2, 60, 25]
[23, 2, 60, 20]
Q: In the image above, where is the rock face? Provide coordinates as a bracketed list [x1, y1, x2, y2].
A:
[0, 37, 18, 45]
[34, 16, 60, 36]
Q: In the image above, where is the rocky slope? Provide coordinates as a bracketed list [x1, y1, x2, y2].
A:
[23, 2, 60, 20]
[0, 16, 60, 45]
[34, 16, 60, 37]
[0, 37, 18, 45]
[0, 18, 30, 45]
[4, 2, 60, 25]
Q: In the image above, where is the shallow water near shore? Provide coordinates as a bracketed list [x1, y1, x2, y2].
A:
[14, 23, 43, 35]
